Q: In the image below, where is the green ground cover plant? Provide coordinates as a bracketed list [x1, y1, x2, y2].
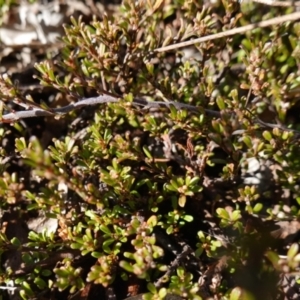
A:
[0, 0, 300, 299]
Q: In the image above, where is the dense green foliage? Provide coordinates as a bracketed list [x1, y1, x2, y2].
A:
[0, 0, 300, 299]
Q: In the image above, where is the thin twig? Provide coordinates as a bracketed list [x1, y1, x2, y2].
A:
[0, 286, 19, 291]
[1, 93, 299, 137]
[154, 245, 192, 288]
[0, 94, 217, 123]
[250, 0, 300, 7]
[154, 11, 300, 52]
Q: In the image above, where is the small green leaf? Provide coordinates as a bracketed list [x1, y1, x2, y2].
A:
[11, 237, 21, 247]
[242, 135, 253, 148]
[100, 225, 111, 235]
[22, 281, 34, 296]
[143, 145, 153, 159]
[230, 287, 242, 300]
[147, 215, 158, 227]
[166, 226, 173, 235]
[176, 266, 185, 277]
[178, 194, 186, 207]
[158, 287, 167, 298]
[41, 269, 52, 277]
[22, 253, 34, 264]
[119, 260, 134, 272]
[15, 137, 27, 152]
[147, 282, 157, 294]
[262, 131, 272, 142]
[34, 277, 47, 289]
[288, 243, 299, 259]
[216, 208, 230, 220]
[253, 203, 263, 213]
[216, 97, 226, 110]
[189, 176, 200, 185]
[182, 215, 193, 222]
[231, 210, 241, 221]
[103, 238, 115, 253]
